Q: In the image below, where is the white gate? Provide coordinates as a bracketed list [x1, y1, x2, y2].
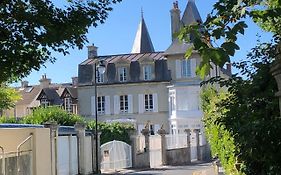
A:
[100, 140, 132, 171]
[149, 135, 162, 168]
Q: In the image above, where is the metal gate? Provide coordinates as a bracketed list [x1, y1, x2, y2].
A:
[100, 140, 132, 171]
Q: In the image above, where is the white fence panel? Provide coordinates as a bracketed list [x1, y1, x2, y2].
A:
[136, 135, 145, 153]
[84, 136, 93, 174]
[57, 136, 78, 175]
[165, 134, 187, 150]
[190, 132, 198, 161]
[101, 140, 132, 171]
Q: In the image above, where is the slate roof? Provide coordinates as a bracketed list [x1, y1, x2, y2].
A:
[61, 87, 78, 99]
[131, 16, 155, 53]
[80, 52, 165, 65]
[37, 88, 63, 105]
[181, 0, 202, 26]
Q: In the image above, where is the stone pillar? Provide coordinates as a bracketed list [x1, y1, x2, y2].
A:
[75, 122, 86, 174]
[185, 129, 191, 163]
[141, 128, 150, 153]
[157, 128, 167, 165]
[271, 58, 281, 117]
[193, 129, 201, 161]
[44, 122, 58, 175]
[141, 127, 150, 167]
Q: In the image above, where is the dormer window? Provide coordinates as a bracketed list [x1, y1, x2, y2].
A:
[96, 71, 104, 83]
[143, 65, 152, 81]
[181, 59, 191, 77]
[118, 67, 127, 82]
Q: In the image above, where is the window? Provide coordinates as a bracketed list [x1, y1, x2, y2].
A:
[40, 98, 49, 108]
[97, 96, 105, 114]
[118, 67, 127, 82]
[169, 92, 176, 112]
[181, 59, 191, 77]
[96, 71, 104, 83]
[144, 94, 153, 111]
[120, 95, 128, 113]
[143, 65, 152, 81]
[64, 96, 72, 112]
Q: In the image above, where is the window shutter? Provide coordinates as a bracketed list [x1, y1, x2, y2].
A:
[114, 95, 120, 114]
[91, 96, 95, 116]
[138, 94, 144, 113]
[105, 96, 110, 115]
[175, 60, 181, 79]
[153, 93, 158, 112]
[128, 94, 133, 113]
[191, 58, 197, 77]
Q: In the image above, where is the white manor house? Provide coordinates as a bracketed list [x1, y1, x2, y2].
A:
[77, 0, 231, 135]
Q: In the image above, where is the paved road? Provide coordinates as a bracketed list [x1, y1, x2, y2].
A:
[102, 162, 217, 175]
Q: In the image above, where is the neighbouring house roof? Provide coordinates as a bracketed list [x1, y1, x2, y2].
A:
[36, 88, 62, 105]
[164, 41, 193, 55]
[16, 86, 41, 105]
[131, 16, 155, 53]
[60, 87, 78, 99]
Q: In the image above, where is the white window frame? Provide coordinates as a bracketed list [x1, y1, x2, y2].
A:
[64, 96, 72, 112]
[118, 67, 127, 82]
[169, 91, 176, 112]
[41, 98, 49, 108]
[97, 96, 105, 114]
[144, 94, 153, 112]
[120, 95, 128, 113]
[181, 59, 191, 77]
[143, 65, 152, 81]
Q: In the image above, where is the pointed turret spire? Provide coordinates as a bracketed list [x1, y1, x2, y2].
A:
[181, 0, 202, 26]
[131, 10, 155, 53]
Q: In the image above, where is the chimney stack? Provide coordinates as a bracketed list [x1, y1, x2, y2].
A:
[87, 44, 98, 58]
[21, 81, 29, 88]
[39, 74, 51, 88]
[72, 77, 78, 87]
[226, 63, 232, 74]
[170, 1, 181, 42]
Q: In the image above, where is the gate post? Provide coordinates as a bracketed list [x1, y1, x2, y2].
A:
[44, 122, 58, 175]
[141, 127, 150, 168]
[75, 122, 86, 175]
[129, 131, 137, 168]
[157, 128, 167, 165]
[193, 129, 201, 161]
[185, 129, 191, 163]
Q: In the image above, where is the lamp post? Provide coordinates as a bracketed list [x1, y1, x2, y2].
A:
[94, 59, 106, 174]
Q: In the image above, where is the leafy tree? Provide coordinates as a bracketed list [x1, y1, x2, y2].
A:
[0, 0, 121, 83]
[0, 85, 21, 116]
[201, 42, 281, 174]
[21, 106, 84, 126]
[179, 0, 281, 77]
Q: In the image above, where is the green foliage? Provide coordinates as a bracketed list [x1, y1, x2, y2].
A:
[21, 106, 84, 126]
[0, 116, 18, 123]
[179, 0, 281, 77]
[87, 121, 135, 145]
[0, 0, 122, 83]
[201, 42, 281, 174]
[0, 86, 21, 115]
[201, 87, 243, 175]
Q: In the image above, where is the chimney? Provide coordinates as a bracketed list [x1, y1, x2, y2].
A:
[170, 1, 181, 42]
[72, 77, 78, 87]
[226, 63, 232, 74]
[39, 74, 51, 88]
[21, 81, 29, 88]
[87, 44, 98, 58]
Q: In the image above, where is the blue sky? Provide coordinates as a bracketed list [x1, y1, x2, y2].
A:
[14, 0, 272, 86]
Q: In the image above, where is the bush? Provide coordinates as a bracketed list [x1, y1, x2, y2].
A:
[87, 121, 135, 145]
[0, 116, 18, 123]
[21, 106, 84, 126]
